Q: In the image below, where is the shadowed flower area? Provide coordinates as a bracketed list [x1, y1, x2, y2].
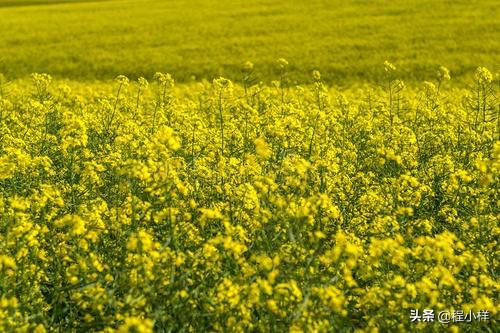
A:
[0, 0, 107, 7]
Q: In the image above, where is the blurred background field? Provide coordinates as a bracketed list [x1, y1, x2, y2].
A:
[0, 0, 498, 84]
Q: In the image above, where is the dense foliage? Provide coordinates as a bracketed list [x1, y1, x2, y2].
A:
[0, 64, 498, 332]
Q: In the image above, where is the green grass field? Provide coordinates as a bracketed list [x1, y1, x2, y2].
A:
[0, 0, 498, 84]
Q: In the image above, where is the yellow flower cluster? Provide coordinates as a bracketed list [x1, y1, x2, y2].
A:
[0, 66, 498, 332]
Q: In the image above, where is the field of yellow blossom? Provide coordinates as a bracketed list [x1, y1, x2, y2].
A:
[1, 0, 498, 84]
[0, 62, 499, 332]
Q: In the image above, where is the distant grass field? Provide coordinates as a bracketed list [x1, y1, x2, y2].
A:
[0, 0, 498, 84]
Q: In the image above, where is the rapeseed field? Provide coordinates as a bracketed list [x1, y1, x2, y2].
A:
[0, 0, 498, 83]
[0, 62, 498, 331]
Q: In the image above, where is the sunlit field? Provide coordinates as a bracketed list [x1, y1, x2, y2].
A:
[0, 0, 499, 332]
[0, 0, 498, 83]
